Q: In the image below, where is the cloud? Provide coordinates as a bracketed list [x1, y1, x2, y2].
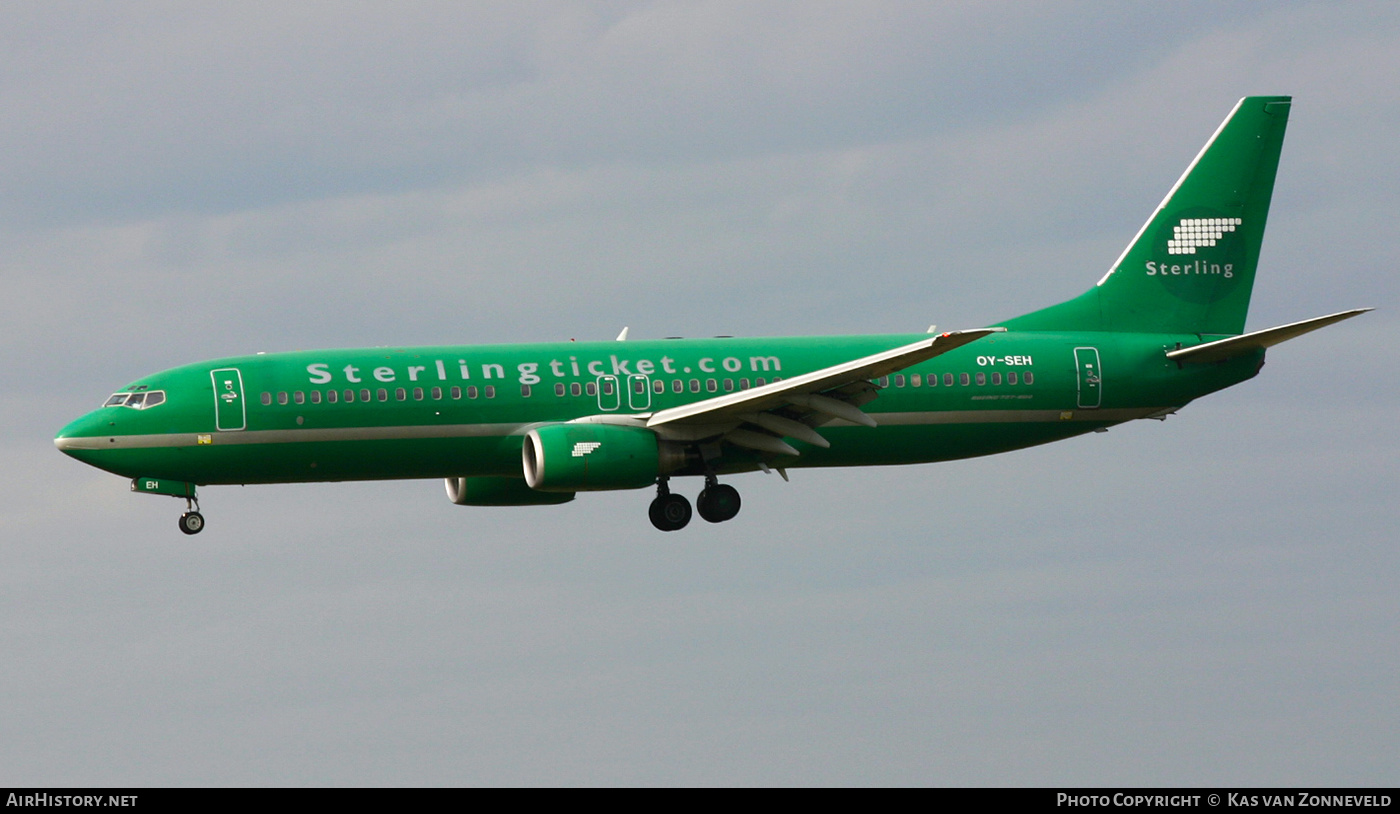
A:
[0, 1, 1300, 229]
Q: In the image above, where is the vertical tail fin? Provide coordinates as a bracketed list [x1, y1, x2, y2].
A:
[1003, 96, 1291, 335]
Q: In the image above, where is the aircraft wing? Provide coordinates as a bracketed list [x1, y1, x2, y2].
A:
[643, 328, 1003, 456]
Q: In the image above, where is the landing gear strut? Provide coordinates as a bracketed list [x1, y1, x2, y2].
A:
[648, 476, 742, 531]
[696, 475, 741, 524]
[178, 495, 205, 536]
[649, 478, 692, 532]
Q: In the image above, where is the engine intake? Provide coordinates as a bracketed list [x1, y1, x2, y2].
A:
[522, 424, 684, 492]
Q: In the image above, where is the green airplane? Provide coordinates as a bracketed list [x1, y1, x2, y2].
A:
[55, 96, 1368, 534]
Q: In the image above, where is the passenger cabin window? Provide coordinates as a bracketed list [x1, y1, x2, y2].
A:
[484, 386, 496, 399]
[327, 389, 338, 403]
[310, 390, 322, 404]
[1024, 372, 1035, 385]
[413, 387, 424, 401]
[555, 383, 566, 397]
[894, 374, 905, 388]
[673, 380, 683, 394]
[959, 373, 970, 386]
[451, 386, 462, 399]
[344, 389, 356, 403]
[740, 378, 750, 390]
[992, 372, 1002, 385]
[585, 383, 596, 396]
[976, 373, 986, 386]
[521, 385, 532, 397]
[467, 386, 479, 399]
[359, 389, 371, 402]
[277, 392, 289, 405]
[431, 387, 442, 400]
[653, 379, 664, 394]
[261, 392, 272, 406]
[571, 382, 582, 397]
[294, 391, 305, 404]
[378, 388, 389, 402]
[943, 373, 954, 387]
[1008, 372, 1018, 385]
[395, 388, 407, 401]
[706, 379, 717, 392]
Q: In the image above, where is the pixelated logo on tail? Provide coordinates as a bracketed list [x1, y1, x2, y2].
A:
[1145, 208, 1246, 304]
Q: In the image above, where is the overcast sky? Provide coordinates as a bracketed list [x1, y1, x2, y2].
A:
[3, 1, 1397, 786]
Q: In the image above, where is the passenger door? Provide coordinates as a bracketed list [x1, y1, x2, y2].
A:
[1074, 347, 1102, 409]
[211, 368, 247, 430]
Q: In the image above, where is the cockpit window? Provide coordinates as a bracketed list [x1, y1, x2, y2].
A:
[103, 391, 167, 410]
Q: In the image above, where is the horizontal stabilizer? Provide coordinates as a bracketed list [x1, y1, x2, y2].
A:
[1166, 308, 1371, 364]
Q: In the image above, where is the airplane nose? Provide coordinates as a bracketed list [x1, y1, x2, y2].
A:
[54, 411, 112, 457]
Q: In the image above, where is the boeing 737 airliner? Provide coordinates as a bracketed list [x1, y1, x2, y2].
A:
[55, 96, 1368, 533]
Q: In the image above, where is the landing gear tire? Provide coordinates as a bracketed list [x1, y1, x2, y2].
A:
[649, 493, 692, 532]
[178, 511, 205, 535]
[697, 483, 741, 524]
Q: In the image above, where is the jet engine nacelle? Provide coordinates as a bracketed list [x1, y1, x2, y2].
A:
[444, 475, 575, 506]
[522, 423, 684, 492]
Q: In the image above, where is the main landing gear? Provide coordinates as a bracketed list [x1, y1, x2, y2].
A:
[649, 480, 692, 532]
[648, 476, 742, 531]
[178, 495, 205, 536]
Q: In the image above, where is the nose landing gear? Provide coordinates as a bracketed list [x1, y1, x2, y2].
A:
[178, 495, 205, 535]
[130, 478, 206, 536]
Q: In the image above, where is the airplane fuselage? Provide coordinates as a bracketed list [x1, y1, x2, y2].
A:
[56, 330, 1261, 487]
